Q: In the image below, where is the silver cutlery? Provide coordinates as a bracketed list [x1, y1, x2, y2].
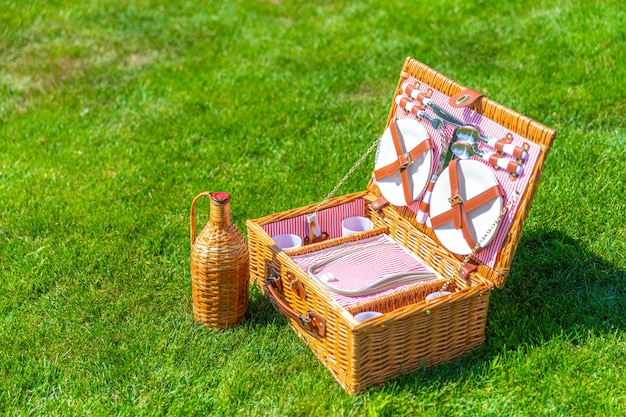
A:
[452, 141, 524, 177]
[402, 83, 529, 162]
[415, 124, 458, 224]
[395, 96, 444, 130]
[455, 124, 529, 161]
[402, 83, 464, 127]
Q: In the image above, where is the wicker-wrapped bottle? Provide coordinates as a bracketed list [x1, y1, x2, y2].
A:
[190, 191, 249, 327]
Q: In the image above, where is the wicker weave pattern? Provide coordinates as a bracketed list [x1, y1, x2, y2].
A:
[247, 192, 493, 393]
[191, 193, 249, 328]
[373, 58, 557, 288]
[246, 57, 556, 393]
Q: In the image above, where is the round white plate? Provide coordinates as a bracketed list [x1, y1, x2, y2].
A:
[374, 118, 433, 206]
[430, 159, 502, 255]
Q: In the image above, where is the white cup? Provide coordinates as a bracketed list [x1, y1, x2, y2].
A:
[272, 233, 302, 250]
[341, 216, 373, 237]
[425, 291, 452, 301]
[354, 311, 383, 323]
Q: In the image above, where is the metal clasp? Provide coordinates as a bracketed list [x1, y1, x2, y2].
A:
[455, 94, 471, 105]
[286, 271, 307, 300]
[448, 194, 464, 206]
[399, 152, 411, 169]
[300, 311, 326, 337]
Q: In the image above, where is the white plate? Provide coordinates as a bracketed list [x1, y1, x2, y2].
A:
[374, 119, 433, 206]
[430, 159, 502, 255]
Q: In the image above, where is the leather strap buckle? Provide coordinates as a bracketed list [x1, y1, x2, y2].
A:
[287, 271, 307, 300]
[267, 271, 283, 291]
[299, 311, 326, 337]
[398, 152, 412, 169]
[448, 194, 464, 206]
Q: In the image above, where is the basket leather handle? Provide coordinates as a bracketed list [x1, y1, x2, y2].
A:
[266, 274, 326, 339]
[190, 191, 212, 246]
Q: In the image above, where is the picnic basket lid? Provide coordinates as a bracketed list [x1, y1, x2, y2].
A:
[366, 57, 557, 288]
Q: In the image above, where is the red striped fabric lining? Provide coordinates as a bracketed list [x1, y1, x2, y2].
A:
[389, 77, 541, 268]
[291, 234, 436, 308]
[262, 198, 365, 242]
[263, 79, 540, 269]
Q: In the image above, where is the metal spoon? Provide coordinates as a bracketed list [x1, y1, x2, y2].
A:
[455, 124, 529, 161]
[452, 141, 524, 177]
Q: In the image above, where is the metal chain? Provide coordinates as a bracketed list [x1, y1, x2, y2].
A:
[313, 111, 445, 214]
[311, 125, 521, 297]
[313, 136, 382, 214]
[438, 190, 520, 293]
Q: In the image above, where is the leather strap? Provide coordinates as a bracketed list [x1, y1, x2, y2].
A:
[449, 88, 484, 108]
[373, 138, 433, 179]
[266, 275, 326, 338]
[371, 196, 389, 211]
[373, 120, 433, 205]
[487, 153, 523, 174]
[393, 122, 414, 205]
[303, 232, 329, 246]
[458, 259, 479, 280]
[494, 137, 526, 159]
[430, 160, 503, 249]
[286, 271, 306, 300]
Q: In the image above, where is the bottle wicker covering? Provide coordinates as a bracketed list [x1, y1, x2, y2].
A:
[246, 57, 557, 393]
[191, 192, 249, 328]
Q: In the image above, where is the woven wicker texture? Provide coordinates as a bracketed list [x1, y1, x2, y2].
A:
[246, 57, 556, 393]
[191, 192, 249, 328]
[369, 57, 557, 288]
[247, 192, 493, 393]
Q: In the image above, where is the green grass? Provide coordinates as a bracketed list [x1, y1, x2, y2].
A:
[1, 0, 625, 415]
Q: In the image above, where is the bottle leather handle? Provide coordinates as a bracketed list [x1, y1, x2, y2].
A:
[190, 191, 212, 246]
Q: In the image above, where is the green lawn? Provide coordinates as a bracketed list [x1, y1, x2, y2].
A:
[1, 0, 625, 415]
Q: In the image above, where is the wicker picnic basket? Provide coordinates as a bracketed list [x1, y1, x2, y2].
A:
[246, 57, 556, 393]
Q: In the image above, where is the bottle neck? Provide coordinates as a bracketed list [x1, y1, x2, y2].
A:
[209, 198, 230, 225]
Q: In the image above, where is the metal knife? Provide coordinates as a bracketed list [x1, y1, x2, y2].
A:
[415, 128, 458, 224]
[402, 83, 464, 127]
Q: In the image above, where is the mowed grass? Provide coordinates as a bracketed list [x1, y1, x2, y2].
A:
[1, 0, 625, 415]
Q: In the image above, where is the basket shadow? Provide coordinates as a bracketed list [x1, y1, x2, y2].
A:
[489, 228, 625, 343]
[245, 281, 286, 328]
[387, 228, 625, 391]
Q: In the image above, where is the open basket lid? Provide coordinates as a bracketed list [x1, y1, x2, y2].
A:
[367, 57, 557, 288]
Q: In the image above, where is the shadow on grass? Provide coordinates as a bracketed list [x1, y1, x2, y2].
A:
[390, 228, 626, 390]
[490, 228, 625, 342]
[245, 283, 283, 328]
